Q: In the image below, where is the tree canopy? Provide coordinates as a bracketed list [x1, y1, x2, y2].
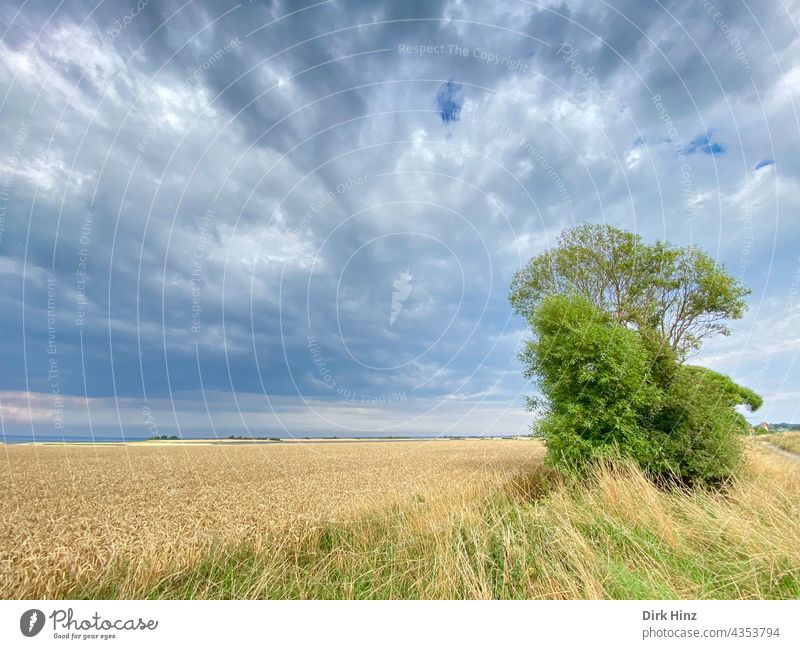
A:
[509, 224, 750, 359]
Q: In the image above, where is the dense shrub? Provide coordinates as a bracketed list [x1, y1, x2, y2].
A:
[522, 294, 761, 484]
[521, 295, 661, 468]
[648, 365, 763, 483]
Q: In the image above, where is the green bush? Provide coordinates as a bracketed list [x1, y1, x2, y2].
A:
[523, 294, 761, 484]
[521, 295, 660, 468]
[648, 365, 762, 484]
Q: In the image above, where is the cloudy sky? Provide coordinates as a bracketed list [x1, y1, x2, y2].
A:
[1, 0, 799, 440]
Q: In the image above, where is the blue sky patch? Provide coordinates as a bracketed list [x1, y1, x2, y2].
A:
[436, 80, 464, 123]
[684, 132, 726, 156]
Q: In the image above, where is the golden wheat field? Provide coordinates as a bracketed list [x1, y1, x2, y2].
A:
[3, 439, 800, 599]
[0, 439, 543, 598]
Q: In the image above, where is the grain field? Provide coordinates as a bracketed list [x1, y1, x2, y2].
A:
[0, 439, 543, 598]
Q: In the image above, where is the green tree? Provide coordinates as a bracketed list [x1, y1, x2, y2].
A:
[509, 224, 750, 359]
[513, 225, 761, 484]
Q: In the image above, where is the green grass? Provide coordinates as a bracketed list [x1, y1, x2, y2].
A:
[67, 449, 800, 600]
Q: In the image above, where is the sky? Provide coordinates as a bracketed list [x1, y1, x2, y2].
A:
[0, 0, 799, 440]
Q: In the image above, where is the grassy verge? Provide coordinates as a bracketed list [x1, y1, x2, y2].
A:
[760, 432, 800, 455]
[66, 446, 800, 599]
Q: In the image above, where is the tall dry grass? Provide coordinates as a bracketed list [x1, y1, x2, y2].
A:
[63, 443, 800, 599]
